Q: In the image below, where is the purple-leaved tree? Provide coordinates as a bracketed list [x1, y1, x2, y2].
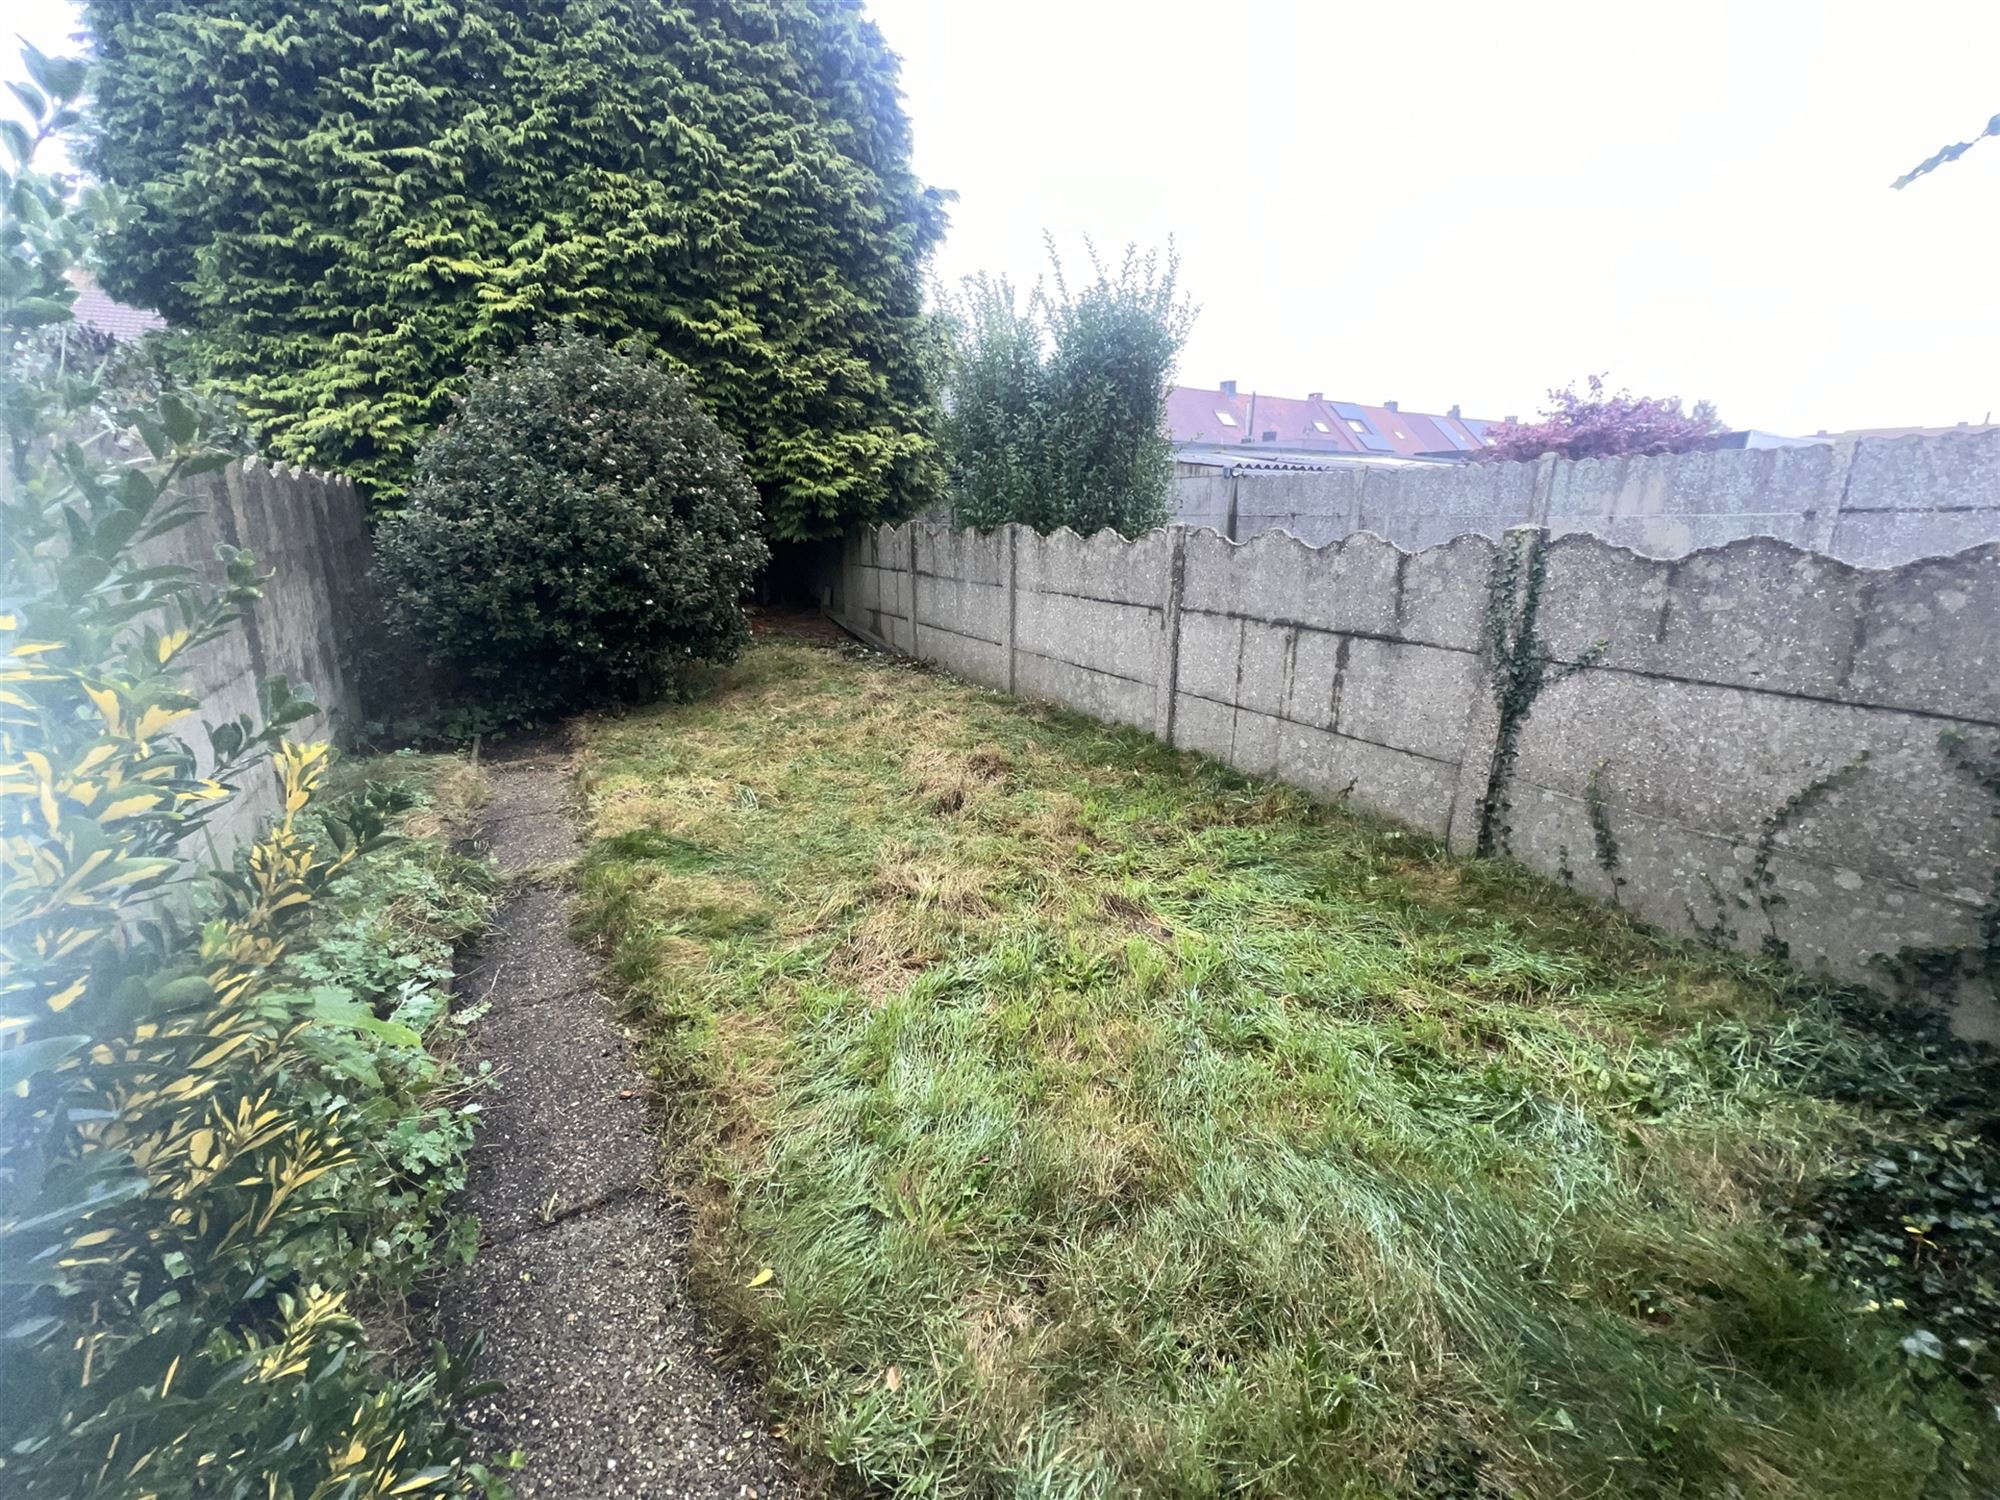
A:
[1476, 375, 1726, 463]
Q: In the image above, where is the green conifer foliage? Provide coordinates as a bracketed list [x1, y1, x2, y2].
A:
[83, 0, 948, 536]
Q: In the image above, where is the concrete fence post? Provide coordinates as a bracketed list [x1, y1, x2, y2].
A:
[216, 461, 274, 696]
[1445, 665, 1506, 858]
[1809, 437, 1859, 555]
[1529, 454, 1559, 528]
[906, 525, 921, 660]
[1154, 527, 1189, 745]
[1003, 524, 1019, 695]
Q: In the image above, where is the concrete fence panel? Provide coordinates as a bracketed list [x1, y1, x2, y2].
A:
[1175, 428, 2000, 567]
[1008, 527, 1169, 731]
[827, 520, 2000, 1039]
[136, 458, 374, 861]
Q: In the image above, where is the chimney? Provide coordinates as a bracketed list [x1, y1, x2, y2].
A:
[1220, 379, 1237, 397]
[1503, 414, 1518, 425]
[1447, 404, 1461, 419]
[1307, 391, 1323, 402]
[1383, 399, 1399, 412]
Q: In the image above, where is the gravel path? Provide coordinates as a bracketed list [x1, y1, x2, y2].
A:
[445, 733, 811, 1500]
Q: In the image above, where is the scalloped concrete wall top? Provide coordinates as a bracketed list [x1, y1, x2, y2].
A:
[828, 514, 2000, 1036]
[1172, 428, 2000, 567]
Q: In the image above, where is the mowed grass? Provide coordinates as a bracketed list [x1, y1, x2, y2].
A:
[575, 639, 1994, 1499]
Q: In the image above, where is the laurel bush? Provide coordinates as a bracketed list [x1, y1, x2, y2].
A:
[0, 58, 501, 1495]
[375, 331, 768, 724]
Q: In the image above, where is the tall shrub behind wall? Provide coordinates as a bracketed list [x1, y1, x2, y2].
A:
[938, 240, 1192, 536]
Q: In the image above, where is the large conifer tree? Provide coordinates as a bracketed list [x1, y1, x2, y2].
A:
[84, 0, 948, 535]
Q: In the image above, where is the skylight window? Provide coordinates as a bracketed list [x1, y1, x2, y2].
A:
[1215, 411, 1238, 427]
[1332, 402, 1394, 452]
[1312, 419, 1330, 433]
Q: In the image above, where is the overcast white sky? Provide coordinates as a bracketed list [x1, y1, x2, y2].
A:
[13, 0, 2000, 432]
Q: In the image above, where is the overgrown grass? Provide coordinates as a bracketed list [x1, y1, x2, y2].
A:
[575, 640, 1998, 1499]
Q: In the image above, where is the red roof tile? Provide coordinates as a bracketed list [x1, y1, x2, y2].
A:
[66, 272, 167, 342]
[1169, 385, 1498, 458]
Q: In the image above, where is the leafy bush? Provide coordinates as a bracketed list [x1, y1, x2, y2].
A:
[82, 0, 947, 531]
[0, 60, 499, 1497]
[937, 239, 1193, 536]
[13, 318, 174, 425]
[281, 754, 497, 1332]
[1779, 992, 2000, 1448]
[375, 329, 768, 725]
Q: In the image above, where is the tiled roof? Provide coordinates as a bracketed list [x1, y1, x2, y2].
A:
[1176, 448, 1435, 472]
[1168, 384, 1497, 459]
[67, 272, 168, 342]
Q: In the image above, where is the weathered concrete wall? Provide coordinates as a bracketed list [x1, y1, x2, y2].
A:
[1173, 529, 1494, 841]
[1176, 429, 2000, 567]
[137, 457, 373, 860]
[828, 521, 2000, 1039]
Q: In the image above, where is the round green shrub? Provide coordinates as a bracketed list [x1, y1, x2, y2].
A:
[376, 330, 768, 721]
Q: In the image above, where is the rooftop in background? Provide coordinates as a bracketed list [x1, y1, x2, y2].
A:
[1174, 448, 1438, 474]
[1168, 382, 1501, 463]
[65, 270, 167, 342]
[1811, 422, 2000, 441]
[1716, 423, 2000, 451]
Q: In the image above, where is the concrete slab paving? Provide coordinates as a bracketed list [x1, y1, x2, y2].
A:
[487, 810, 581, 868]
[459, 886, 599, 1006]
[446, 750, 811, 1498]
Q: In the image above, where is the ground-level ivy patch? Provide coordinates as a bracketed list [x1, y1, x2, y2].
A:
[576, 639, 1997, 1499]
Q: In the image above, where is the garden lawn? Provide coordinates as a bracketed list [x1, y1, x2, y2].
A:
[576, 639, 1996, 1499]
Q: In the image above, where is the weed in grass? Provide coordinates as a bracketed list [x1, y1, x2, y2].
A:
[284, 751, 498, 1348]
[576, 640, 1998, 1499]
